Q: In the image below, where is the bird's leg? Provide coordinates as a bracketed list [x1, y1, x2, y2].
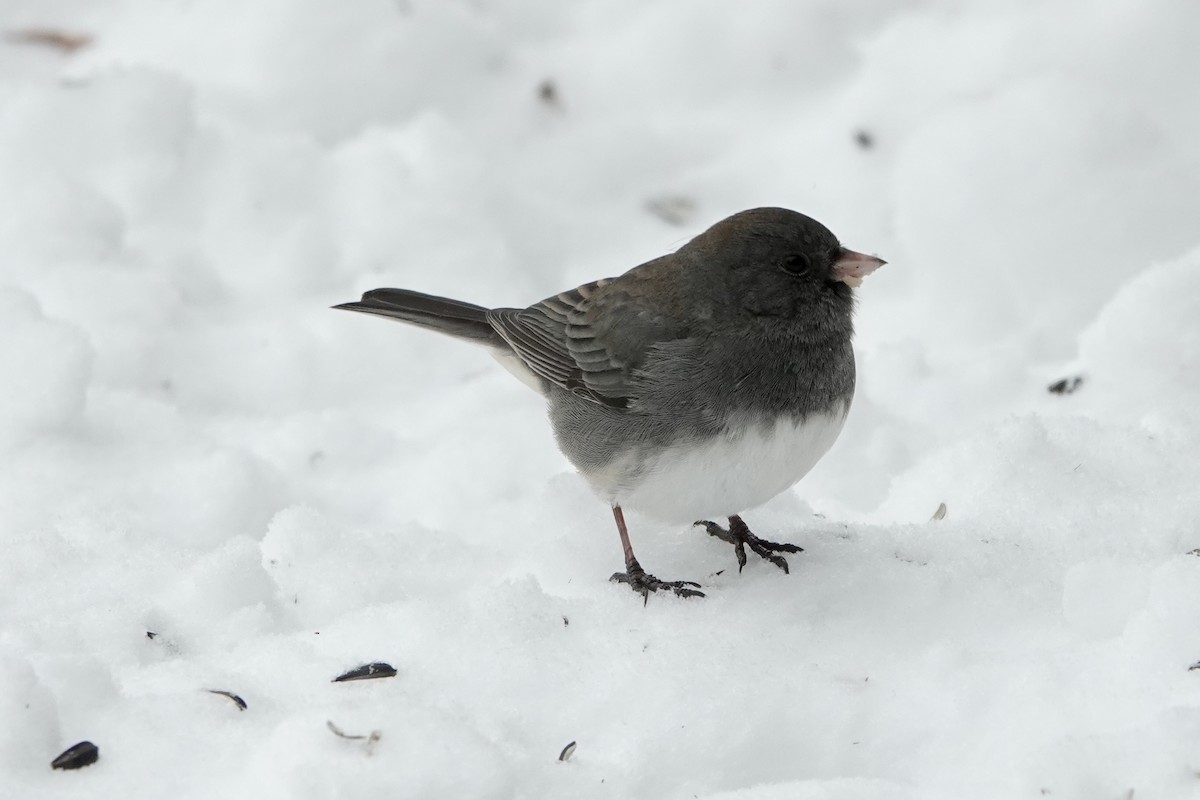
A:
[608, 505, 704, 603]
[695, 514, 803, 574]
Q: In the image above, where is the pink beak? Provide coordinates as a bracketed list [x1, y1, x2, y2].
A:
[833, 248, 886, 287]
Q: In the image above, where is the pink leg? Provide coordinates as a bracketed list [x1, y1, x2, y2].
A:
[609, 504, 705, 602]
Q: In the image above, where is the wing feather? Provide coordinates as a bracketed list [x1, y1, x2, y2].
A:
[487, 279, 637, 408]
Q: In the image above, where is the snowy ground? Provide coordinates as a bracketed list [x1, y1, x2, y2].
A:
[3, 0, 1200, 797]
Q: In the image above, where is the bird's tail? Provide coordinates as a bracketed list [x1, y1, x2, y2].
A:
[333, 288, 505, 347]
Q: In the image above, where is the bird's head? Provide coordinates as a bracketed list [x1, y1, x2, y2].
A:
[679, 207, 885, 331]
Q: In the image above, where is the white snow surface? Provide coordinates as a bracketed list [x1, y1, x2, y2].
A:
[2, 1, 1200, 797]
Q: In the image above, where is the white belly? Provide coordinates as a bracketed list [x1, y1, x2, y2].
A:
[589, 407, 850, 523]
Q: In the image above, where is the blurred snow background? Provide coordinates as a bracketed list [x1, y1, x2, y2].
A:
[2, 0, 1200, 797]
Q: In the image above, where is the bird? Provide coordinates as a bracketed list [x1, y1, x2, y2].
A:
[334, 207, 884, 600]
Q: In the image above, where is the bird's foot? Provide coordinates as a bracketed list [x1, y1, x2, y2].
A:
[695, 515, 803, 574]
[610, 561, 704, 604]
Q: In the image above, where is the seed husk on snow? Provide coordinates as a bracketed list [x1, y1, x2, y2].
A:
[207, 689, 247, 710]
[645, 196, 697, 227]
[4, 29, 93, 53]
[327, 720, 382, 753]
[537, 79, 561, 109]
[332, 662, 398, 682]
[51, 741, 99, 770]
[327, 720, 372, 740]
[1047, 376, 1083, 395]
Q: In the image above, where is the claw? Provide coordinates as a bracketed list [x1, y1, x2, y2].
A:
[610, 565, 705, 603]
[697, 516, 803, 574]
[609, 504, 704, 601]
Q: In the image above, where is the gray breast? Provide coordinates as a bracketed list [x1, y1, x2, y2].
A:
[545, 333, 856, 485]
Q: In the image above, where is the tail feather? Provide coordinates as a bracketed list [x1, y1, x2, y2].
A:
[333, 288, 505, 347]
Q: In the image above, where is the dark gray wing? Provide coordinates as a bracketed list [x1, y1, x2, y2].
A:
[487, 278, 648, 409]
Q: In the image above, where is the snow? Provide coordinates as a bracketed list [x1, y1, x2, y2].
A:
[2, 0, 1199, 797]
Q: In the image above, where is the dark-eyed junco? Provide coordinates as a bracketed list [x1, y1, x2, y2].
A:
[335, 207, 884, 600]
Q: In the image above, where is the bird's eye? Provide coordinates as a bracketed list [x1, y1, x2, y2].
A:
[780, 254, 811, 276]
